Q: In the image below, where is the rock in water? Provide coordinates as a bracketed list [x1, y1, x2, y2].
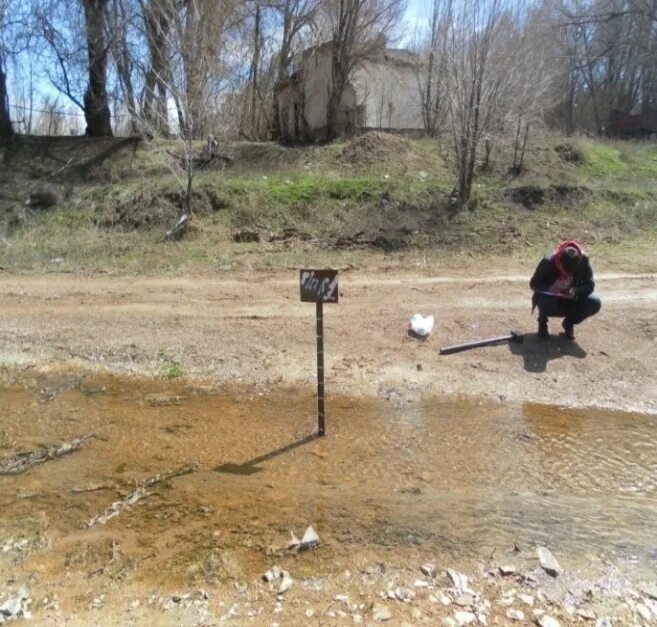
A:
[299, 526, 321, 551]
[640, 583, 657, 600]
[537, 547, 562, 577]
[262, 566, 282, 582]
[453, 611, 476, 625]
[636, 604, 652, 621]
[372, 605, 392, 621]
[506, 609, 525, 621]
[421, 562, 437, 577]
[447, 569, 469, 592]
[278, 571, 294, 594]
[0, 596, 22, 617]
[287, 531, 300, 549]
[394, 587, 413, 601]
[518, 593, 534, 606]
[454, 593, 475, 607]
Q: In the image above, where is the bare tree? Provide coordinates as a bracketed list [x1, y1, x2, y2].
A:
[81, 0, 113, 135]
[138, 0, 176, 136]
[42, 96, 66, 135]
[0, 0, 26, 138]
[442, 0, 555, 202]
[176, 0, 237, 138]
[133, 0, 238, 215]
[0, 50, 11, 138]
[506, 5, 558, 172]
[108, 0, 139, 133]
[467, 3, 558, 172]
[270, 0, 318, 137]
[322, 0, 405, 140]
[37, 0, 113, 136]
[247, 2, 262, 135]
[421, 0, 451, 135]
[554, 0, 657, 135]
[444, 0, 510, 203]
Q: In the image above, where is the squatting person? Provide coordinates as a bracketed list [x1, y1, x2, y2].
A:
[530, 240, 601, 340]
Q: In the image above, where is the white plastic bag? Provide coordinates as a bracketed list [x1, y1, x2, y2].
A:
[408, 313, 435, 338]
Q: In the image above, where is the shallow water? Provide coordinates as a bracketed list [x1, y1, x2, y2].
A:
[0, 372, 655, 586]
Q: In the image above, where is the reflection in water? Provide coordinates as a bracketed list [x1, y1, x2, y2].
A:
[0, 373, 655, 585]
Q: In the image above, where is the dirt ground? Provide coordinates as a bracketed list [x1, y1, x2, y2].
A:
[0, 263, 656, 626]
[0, 265, 655, 414]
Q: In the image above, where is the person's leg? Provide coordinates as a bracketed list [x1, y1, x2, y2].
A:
[534, 294, 567, 338]
[562, 294, 601, 338]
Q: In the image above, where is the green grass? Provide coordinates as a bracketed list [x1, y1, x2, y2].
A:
[161, 363, 183, 379]
[1, 132, 657, 273]
[157, 348, 183, 378]
[582, 143, 627, 176]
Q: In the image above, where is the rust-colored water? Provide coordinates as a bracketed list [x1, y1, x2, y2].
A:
[1, 372, 656, 600]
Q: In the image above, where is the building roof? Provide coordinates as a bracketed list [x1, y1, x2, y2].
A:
[296, 40, 420, 70]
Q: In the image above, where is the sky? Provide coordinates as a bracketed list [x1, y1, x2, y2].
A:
[400, 0, 431, 47]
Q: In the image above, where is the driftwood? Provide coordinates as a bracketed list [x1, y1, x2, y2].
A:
[0, 434, 95, 476]
[83, 463, 198, 528]
[162, 213, 190, 241]
[71, 483, 118, 494]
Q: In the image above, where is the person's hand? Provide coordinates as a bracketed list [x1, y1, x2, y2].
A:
[562, 287, 575, 298]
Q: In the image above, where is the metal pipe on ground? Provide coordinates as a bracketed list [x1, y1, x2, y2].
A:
[439, 331, 524, 355]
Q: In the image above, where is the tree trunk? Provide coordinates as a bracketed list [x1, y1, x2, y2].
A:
[271, 9, 292, 140]
[82, 0, 113, 137]
[512, 116, 521, 169]
[143, 0, 172, 136]
[249, 3, 261, 138]
[112, 0, 139, 134]
[423, 0, 439, 134]
[326, 85, 343, 140]
[0, 59, 13, 139]
[518, 122, 530, 171]
[565, 65, 576, 136]
[327, 44, 347, 140]
[424, 47, 436, 134]
[483, 137, 493, 170]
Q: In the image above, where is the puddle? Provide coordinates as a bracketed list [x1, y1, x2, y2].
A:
[0, 372, 656, 592]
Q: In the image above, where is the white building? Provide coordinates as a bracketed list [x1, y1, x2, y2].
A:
[276, 42, 424, 142]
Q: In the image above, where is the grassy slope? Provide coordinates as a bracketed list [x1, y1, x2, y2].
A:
[0, 133, 656, 273]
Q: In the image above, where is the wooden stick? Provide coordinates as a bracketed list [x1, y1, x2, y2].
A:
[0, 434, 95, 476]
[83, 463, 198, 528]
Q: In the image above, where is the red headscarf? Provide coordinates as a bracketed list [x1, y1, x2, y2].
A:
[553, 240, 584, 278]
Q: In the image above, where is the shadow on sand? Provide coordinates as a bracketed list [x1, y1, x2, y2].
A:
[509, 333, 587, 373]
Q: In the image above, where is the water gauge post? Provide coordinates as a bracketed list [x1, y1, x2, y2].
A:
[299, 269, 339, 436]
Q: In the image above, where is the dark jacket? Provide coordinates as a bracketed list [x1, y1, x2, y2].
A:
[530, 253, 595, 300]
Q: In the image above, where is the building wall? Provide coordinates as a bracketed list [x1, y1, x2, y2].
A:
[277, 45, 425, 140]
[351, 59, 423, 130]
[277, 83, 303, 142]
[301, 49, 333, 132]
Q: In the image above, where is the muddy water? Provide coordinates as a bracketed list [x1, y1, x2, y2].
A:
[0, 372, 656, 592]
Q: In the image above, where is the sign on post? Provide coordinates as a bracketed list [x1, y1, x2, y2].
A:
[300, 269, 339, 303]
[300, 269, 338, 436]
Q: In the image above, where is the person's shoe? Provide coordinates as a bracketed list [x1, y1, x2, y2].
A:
[562, 320, 575, 340]
[538, 317, 549, 340]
